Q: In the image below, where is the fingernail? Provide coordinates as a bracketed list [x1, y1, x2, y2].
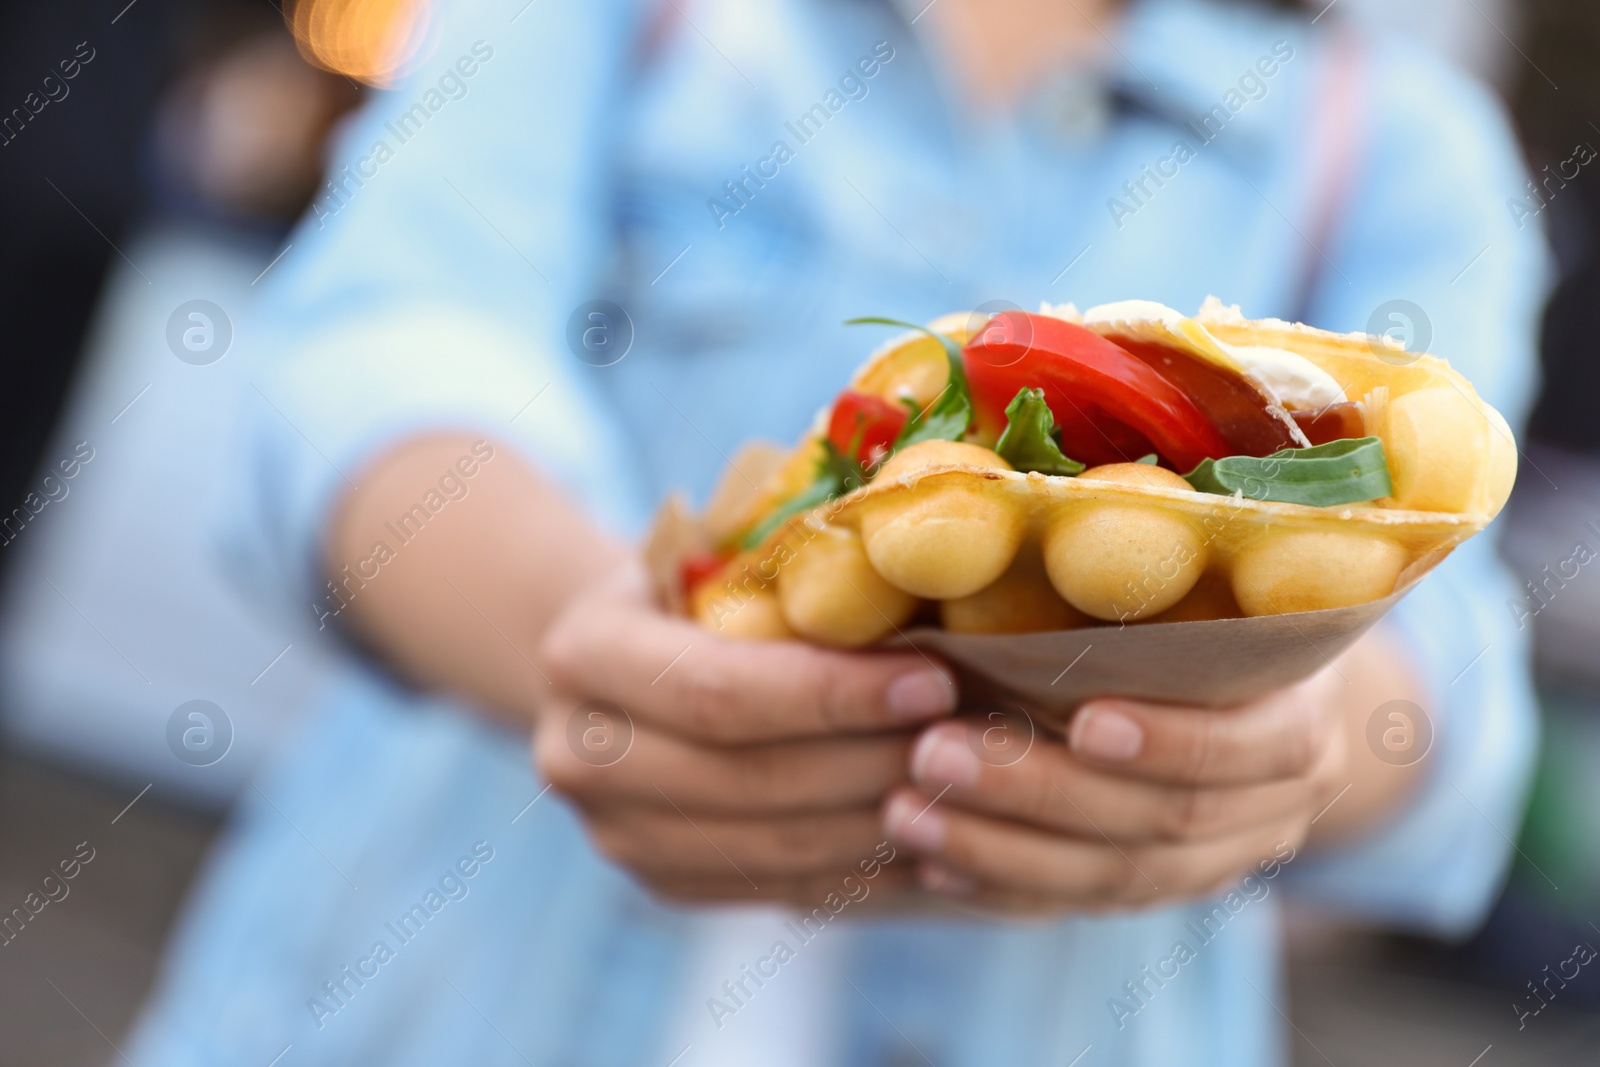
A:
[884, 792, 945, 853]
[1071, 706, 1144, 762]
[886, 670, 957, 722]
[919, 862, 976, 897]
[911, 725, 980, 789]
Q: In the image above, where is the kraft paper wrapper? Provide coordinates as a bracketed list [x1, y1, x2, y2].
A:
[645, 444, 1450, 727]
[883, 564, 1432, 725]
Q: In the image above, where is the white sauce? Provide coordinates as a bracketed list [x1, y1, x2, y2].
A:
[1082, 299, 1346, 410]
[1211, 341, 1347, 409]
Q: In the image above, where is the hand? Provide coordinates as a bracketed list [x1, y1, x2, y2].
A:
[881, 666, 1350, 914]
[535, 562, 957, 905]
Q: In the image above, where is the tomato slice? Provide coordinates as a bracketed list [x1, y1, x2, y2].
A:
[827, 389, 909, 467]
[1108, 339, 1301, 457]
[680, 550, 730, 597]
[962, 312, 1231, 471]
[1292, 402, 1366, 446]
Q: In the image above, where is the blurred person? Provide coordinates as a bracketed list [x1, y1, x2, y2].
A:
[0, 5, 360, 1057]
[122, 0, 1548, 1064]
[0, 9, 362, 803]
[0, 3, 351, 566]
[150, 20, 359, 227]
[0, 0, 175, 578]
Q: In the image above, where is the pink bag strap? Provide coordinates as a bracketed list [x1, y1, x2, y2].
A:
[1286, 30, 1369, 325]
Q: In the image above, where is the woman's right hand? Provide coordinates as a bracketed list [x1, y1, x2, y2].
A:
[534, 563, 958, 905]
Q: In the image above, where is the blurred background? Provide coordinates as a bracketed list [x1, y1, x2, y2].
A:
[1, 0, 1596, 1063]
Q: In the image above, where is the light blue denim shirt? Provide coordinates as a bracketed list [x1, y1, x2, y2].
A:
[127, 0, 1548, 1064]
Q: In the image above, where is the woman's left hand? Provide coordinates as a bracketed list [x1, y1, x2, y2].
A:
[882, 665, 1352, 914]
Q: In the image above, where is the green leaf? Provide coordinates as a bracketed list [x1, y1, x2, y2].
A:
[1183, 437, 1393, 507]
[995, 387, 1085, 476]
[737, 481, 830, 550]
[817, 436, 869, 490]
[1135, 454, 1159, 465]
[737, 440, 866, 549]
[845, 317, 973, 446]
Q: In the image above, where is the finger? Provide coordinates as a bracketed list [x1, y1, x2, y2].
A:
[541, 567, 956, 743]
[643, 866, 917, 908]
[913, 864, 1168, 919]
[584, 804, 892, 882]
[535, 711, 915, 816]
[913, 864, 1093, 919]
[883, 789, 1157, 903]
[1064, 670, 1341, 787]
[907, 721, 1316, 844]
[883, 788, 1294, 905]
[927, 831, 1304, 915]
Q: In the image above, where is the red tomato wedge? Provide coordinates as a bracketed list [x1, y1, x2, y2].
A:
[680, 550, 730, 596]
[1106, 338, 1302, 457]
[962, 311, 1231, 471]
[827, 389, 909, 466]
[1292, 402, 1367, 446]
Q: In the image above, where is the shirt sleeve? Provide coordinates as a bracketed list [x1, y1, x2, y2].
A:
[1281, 40, 1551, 936]
[220, 0, 653, 612]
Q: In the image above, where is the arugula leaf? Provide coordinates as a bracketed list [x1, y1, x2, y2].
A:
[737, 316, 978, 551]
[995, 387, 1085, 476]
[845, 317, 973, 446]
[1183, 437, 1393, 507]
[737, 440, 866, 549]
[817, 437, 869, 492]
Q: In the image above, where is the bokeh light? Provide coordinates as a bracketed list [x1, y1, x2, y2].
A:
[288, 0, 433, 87]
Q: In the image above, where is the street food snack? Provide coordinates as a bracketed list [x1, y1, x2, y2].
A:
[664, 298, 1515, 648]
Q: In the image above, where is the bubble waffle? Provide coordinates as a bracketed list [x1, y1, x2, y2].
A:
[664, 298, 1514, 648]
